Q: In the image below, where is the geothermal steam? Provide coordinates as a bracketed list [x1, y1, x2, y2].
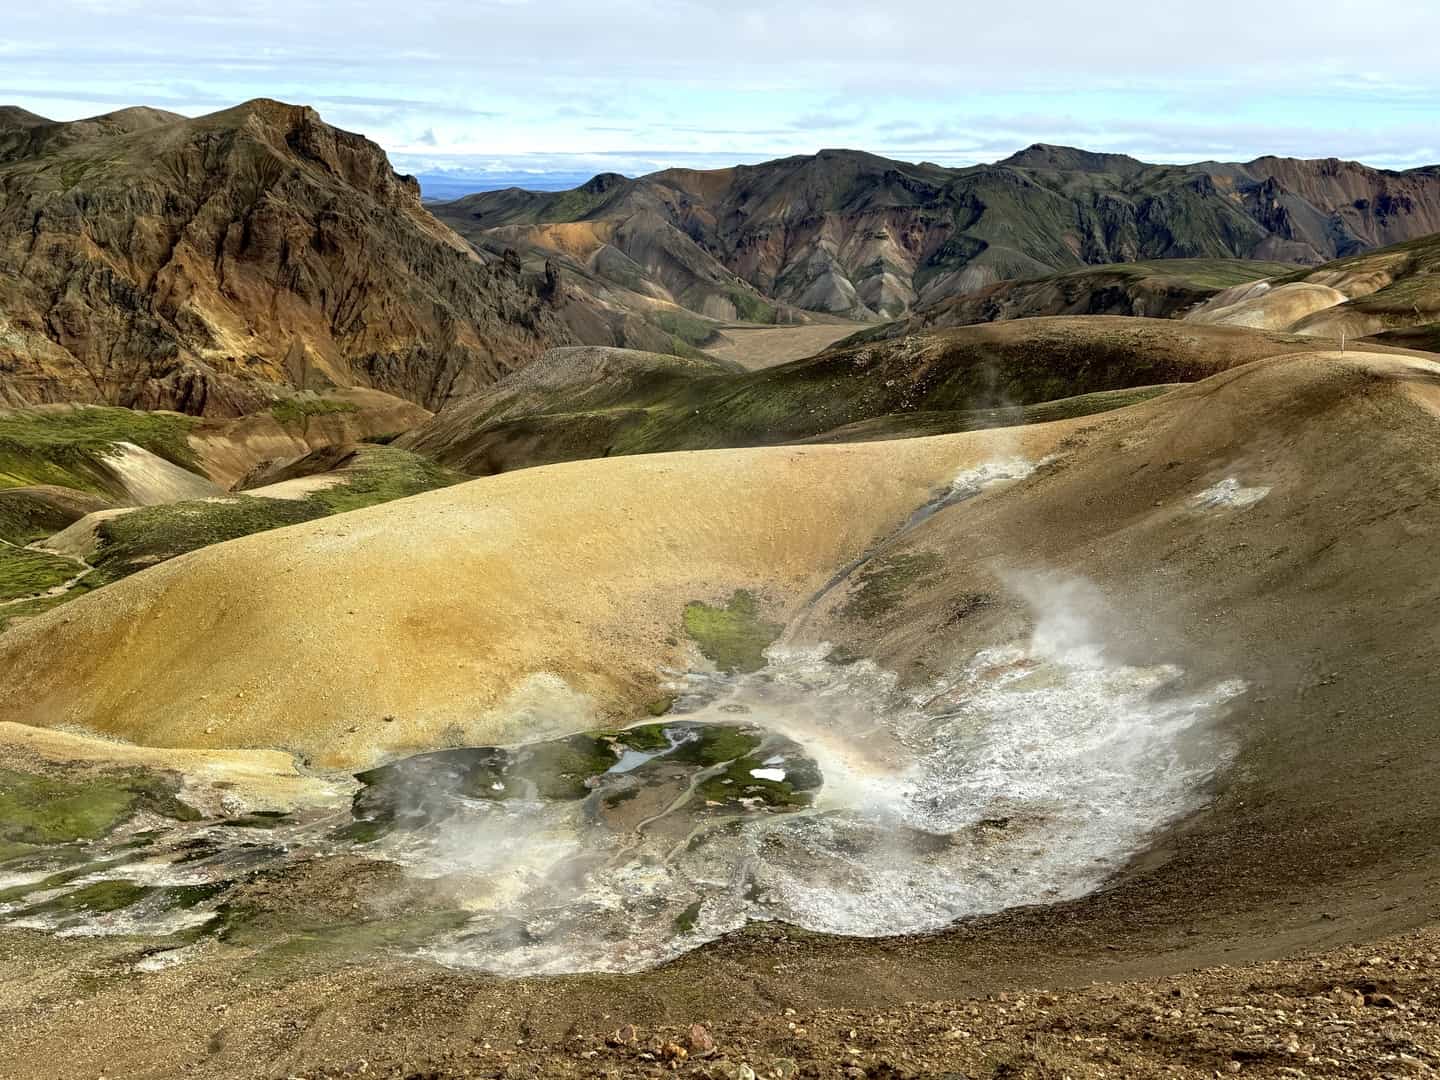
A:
[398, 571, 1243, 975]
[0, 460, 1246, 976]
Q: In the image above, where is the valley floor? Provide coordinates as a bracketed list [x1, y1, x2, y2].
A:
[704, 321, 868, 370]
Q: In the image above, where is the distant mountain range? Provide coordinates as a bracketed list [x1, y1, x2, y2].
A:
[1, 98, 1438, 418]
[416, 172, 597, 202]
[435, 145, 1440, 322]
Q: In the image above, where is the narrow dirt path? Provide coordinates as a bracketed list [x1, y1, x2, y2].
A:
[0, 536, 95, 610]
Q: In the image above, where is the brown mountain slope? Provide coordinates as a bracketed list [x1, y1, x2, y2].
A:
[435, 146, 1440, 323]
[862, 231, 1440, 347]
[0, 100, 580, 417]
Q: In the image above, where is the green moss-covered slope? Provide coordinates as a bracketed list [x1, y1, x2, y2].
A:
[0, 406, 200, 493]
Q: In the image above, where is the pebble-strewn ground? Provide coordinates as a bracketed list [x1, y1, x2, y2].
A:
[288, 927, 1440, 1079]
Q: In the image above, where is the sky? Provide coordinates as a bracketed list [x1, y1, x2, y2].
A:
[6, 1, 1440, 186]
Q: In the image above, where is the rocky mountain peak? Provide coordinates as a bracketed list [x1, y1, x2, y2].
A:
[999, 143, 1147, 174]
[0, 100, 580, 416]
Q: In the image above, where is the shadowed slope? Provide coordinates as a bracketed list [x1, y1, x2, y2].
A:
[846, 258, 1304, 341]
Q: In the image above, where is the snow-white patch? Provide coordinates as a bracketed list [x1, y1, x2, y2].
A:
[948, 457, 1041, 499]
[1190, 477, 1271, 511]
[749, 767, 787, 782]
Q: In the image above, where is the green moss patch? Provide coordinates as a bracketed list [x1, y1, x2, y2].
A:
[0, 544, 79, 601]
[512, 734, 618, 800]
[11, 879, 229, 931]
[269, 396, 359, 426]
[652, 308, 720, 348]
[682, 590, 782, 673]
[695, 756, 817, 809]
[0, 840, 39, 864]
[643, 693, 676, 717]
[79, 447, 463, 589]
[17, 879, 155, 917]
[344, 720, 819, 844]
[663, 724, 763, 767]
[0, 854, 133, 906]
[726, 288, 778, 325]
[841, 552, 945, 620]
[612, 723, 673, 751]
[0, 574, 98, 632]
[348, 734, 621, 839]
[306, 446, 464, 514]
[0, 447, 462, 627]
[0, 406, 200, 492]
[87, 497, 325, 584]
[673, 899, 703, 933]
[0, 767, 197, 848]
[0, 487, 110, 545]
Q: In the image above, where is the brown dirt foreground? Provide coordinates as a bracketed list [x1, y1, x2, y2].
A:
[249, 927, 1440, 1079]
[3, 917, 1439, 1079]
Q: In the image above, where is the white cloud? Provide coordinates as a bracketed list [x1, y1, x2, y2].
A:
[5, 1, 1439, 173]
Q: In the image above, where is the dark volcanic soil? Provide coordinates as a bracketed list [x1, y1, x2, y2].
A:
[1, 823, 1437, 1079]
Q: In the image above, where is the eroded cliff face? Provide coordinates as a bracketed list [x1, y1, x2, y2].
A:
[0, 100, 575, 416]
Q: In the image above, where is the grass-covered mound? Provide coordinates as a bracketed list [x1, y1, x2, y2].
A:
[0, 406, 200, 493]
[0, 544, 80, 602]
[0, 446, 464, 632]
[0, 486, 113, 544]
[0, 766, 196, 864]
[682, 590, 783, 673]
[84, 446, 464, 587]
